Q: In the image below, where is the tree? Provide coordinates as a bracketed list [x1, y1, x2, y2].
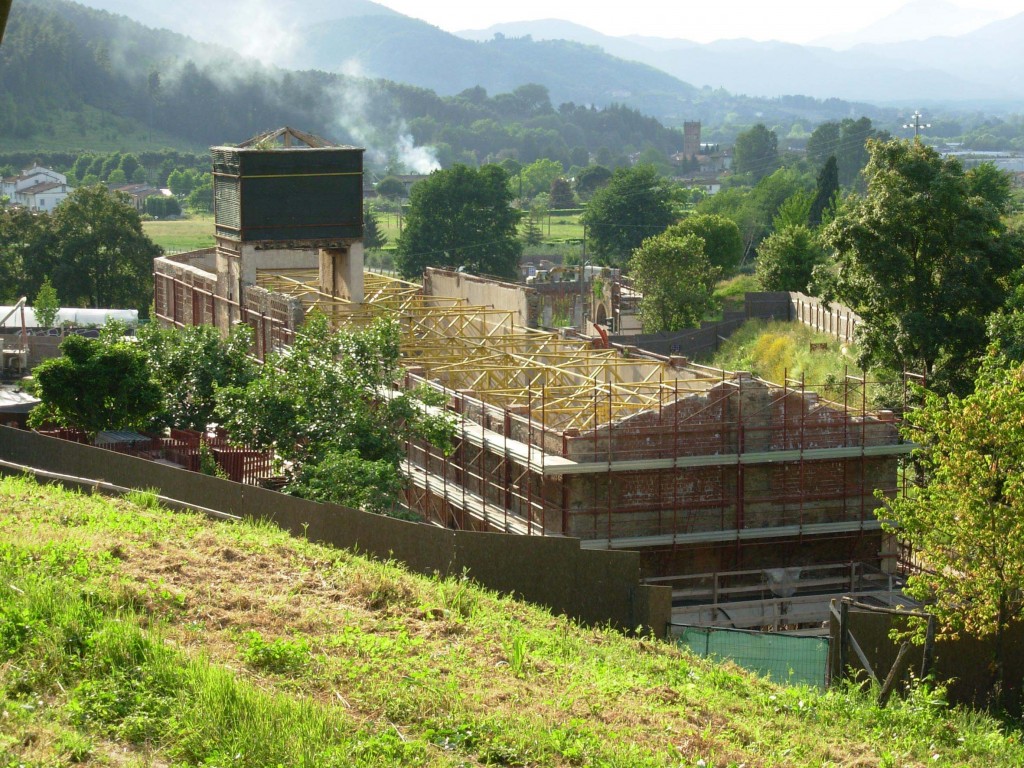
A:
[880, 356, 1024, 706]
[215, 315, 453, 516]
[144, 195, 181, 218]
[755, 225, 825, 292]
[28, 332, 162, 438]
[806, 122, 840, 169]
[363, 209, 388, 250]
[47, 186, 161, 312]
[517, 158, 563, 200]
[32, 277, 59, 328]
[629, 231, 719, 333]
[666, 213, 743, 275]
[808, 156, 839, 227]
[732, 124, 779, 182]
[521, 206, 544, 246]
[819, 139, 1022, 395]
[582, 164, 675, 266]
[575, 164, 612, 199]
[396, 164, 522, 280]
[549, 177, 576, 209]
[966, 162, 1013, 214]
[186, 178, 213, 213]
[138, 322, 257, 431]
[376, 175, 406, 200]
[0, 203, 51, 301]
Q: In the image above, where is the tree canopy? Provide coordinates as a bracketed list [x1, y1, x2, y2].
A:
[629, 231, 719, 333]
[755, 224, 824, 293]
[732, 124, 779, 182]
[1, 186, 159, 312]
[582, 164, 675, 266]
[662, 214, 743, 276]
[880, 356, 1024, 704]
[819, 138, 1022, 394]
[215, 314, 454, 516]
[396, 164, 522, 280]
[28, 331, 162, 438]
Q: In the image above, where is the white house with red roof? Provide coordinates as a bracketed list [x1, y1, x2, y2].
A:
[1, 165, 73, 212]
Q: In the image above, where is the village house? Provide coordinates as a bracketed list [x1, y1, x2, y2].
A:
[0, 165, 73, 213]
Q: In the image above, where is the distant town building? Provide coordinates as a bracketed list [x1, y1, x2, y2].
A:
[1, 165, 73, 212]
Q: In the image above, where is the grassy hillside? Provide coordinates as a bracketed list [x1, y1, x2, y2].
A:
[0, 474, 1021, 767]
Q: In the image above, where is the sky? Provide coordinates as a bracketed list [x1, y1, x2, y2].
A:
[369, 0, 1024, 44]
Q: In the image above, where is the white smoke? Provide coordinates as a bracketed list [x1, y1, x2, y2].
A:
[329, 66, 440, 174]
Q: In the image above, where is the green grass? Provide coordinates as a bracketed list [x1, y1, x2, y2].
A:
[713, 274, 762, 316]
[704, 318, 864, 391]
[143, 214, 215, 253]
[0, 473, 1021, 767]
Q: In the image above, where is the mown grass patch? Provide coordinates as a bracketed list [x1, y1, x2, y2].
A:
[0, 473, 1021, 767]
[142, 214, 214, 253]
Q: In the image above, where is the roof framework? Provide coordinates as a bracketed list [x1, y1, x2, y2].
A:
[256, 269, 724, 432]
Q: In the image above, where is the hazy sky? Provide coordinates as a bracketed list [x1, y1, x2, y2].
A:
[371, 0, 1023, 43]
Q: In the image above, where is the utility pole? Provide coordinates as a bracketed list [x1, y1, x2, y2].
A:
[903, 111, 931, 138]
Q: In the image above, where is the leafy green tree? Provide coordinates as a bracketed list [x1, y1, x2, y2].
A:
[806, 122, 840, 169]
[118, 153, 141, 180]
[880, 356, 1024, 706]
[167, 169, 191, 197]
[376, 175, 406, 200]
[215, 315, 454, 517]
[820, 139, 1022, 394]
[808, 156, 839, 227]
[966, 162, 1013, 214]
[144, 195, 181, 218]
[836, 117, 880, 187]
[32, 277, 59, 328]
[106, 169, 127, 185]
[582, 164, 675, 266]
[755, 225, 825, 292]
[732, 124, 779, 182]
[186, 178, 213, 213]
[47, 186, 161, 312]
[629, 231, 719, 332]
[0, 203, 51, 300]
[138, 322, 257, 431]
[396, 164, 522, 280]
[772, 190, 813, 230]
[517, 158, 563, 200]
[549, 177, 576, 209]
[666, 213, 743, 275]
[28, 333, 162, 438]
[575, 165, 612, 199]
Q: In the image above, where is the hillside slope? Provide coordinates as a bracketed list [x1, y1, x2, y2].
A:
[0, 473, 1021, 767]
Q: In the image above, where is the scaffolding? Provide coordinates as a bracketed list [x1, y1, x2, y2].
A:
[245, 268, 909, 577]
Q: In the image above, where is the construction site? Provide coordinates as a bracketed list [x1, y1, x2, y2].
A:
[154, 129, 914, 630]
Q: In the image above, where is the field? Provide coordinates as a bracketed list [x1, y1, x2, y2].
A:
[0, 473, 1021, 767]
[143, 214, 215, 253]
[370, 207, 586, 249]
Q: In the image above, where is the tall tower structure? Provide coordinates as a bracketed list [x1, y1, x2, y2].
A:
[683, 121, 701, 158]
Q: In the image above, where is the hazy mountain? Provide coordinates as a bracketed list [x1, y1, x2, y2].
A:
[813, 0, 1002, 49]
[460, 17, 1020, 105]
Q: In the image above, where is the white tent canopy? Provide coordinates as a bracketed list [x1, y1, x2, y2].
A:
[0, 306, 139, 328]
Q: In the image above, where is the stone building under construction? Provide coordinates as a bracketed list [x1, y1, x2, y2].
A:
[155, 130, 911, 625]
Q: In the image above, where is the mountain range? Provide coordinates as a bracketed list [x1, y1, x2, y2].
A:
[63, 0, 1024, 110]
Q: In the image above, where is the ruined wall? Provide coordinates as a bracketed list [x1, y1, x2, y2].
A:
[154, 252, 218, 330]
[423, 268, 535, 327]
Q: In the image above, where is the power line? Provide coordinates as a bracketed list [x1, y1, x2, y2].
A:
[903, 111, 931, 138]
